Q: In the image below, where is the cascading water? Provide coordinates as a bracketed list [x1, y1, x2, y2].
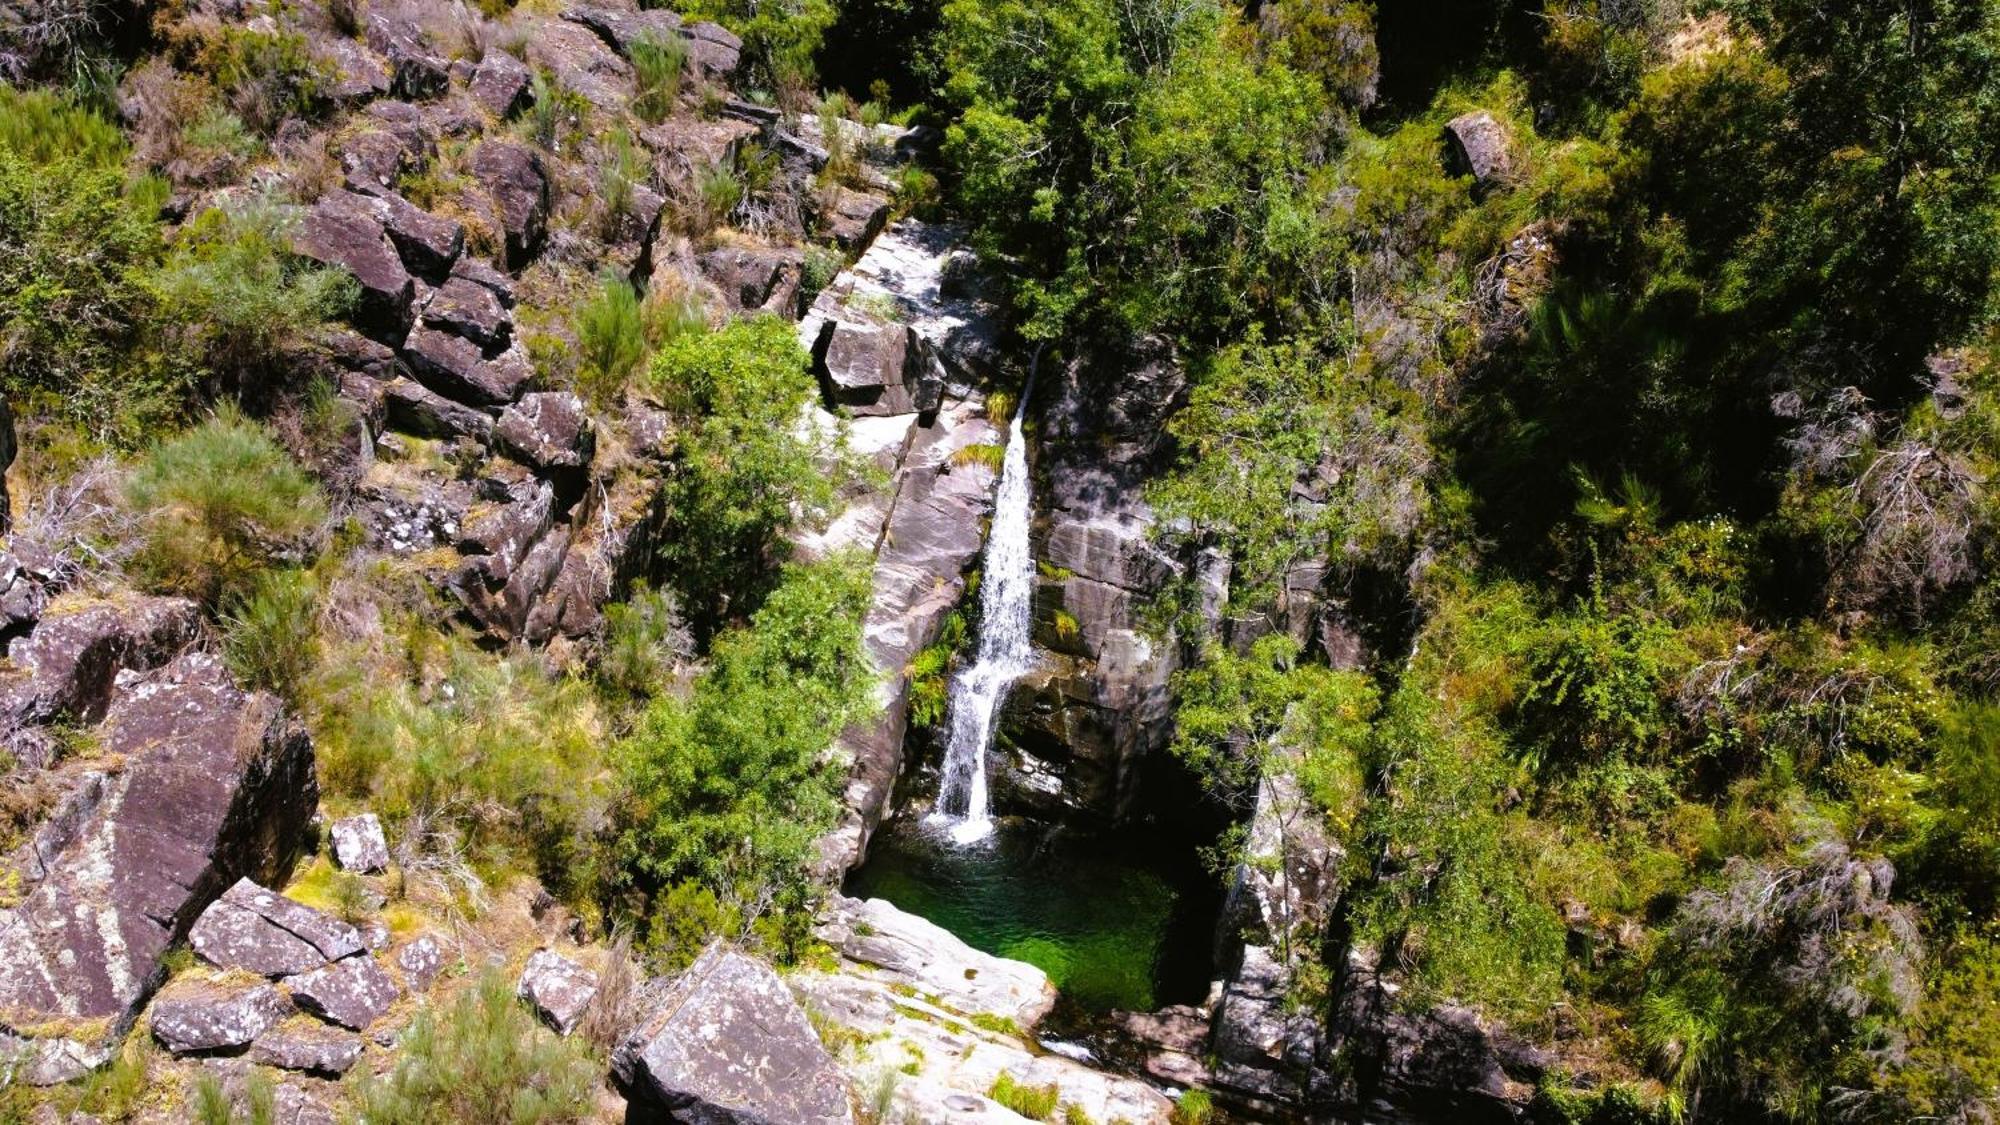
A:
[929, 360, 1039, 845]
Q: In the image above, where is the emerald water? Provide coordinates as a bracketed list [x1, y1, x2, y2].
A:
[846, 815, 1219, 1014]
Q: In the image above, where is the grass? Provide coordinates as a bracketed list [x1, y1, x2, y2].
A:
[990, 1072, 1060, 1121]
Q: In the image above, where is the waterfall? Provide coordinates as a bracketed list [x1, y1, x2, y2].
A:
[929, 361, 1039, 845]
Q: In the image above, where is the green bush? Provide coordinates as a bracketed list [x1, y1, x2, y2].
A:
[646, 315, 841, 632]
[596, 584, 692, 704]
[192, 25, 329, 134]
[616, 555, 873, 942]
[350, 970, 599, 1124]
[989, 1073, 1059, 1121]
[146, 194, 355, 380]
[221, 567, 320, 699]
[576, 274, 649, 404]
[125, 410, 326, 605]
[1169, 1088, 1214, 1125]
[0, 87, 177, 443]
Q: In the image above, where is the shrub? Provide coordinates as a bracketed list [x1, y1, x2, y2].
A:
[125, 409, 326, 605]
[145, 194, 356, 381]
[598, 128, 650, 235]
[0, 87, 177, 443]
[693, 162, 742, 232]
[616, 555, 873, 942]
[192, 25, 329, 134]
[521, 70, 589, 152]
[989, 1073, 1059, 1121]
[221, 567, 320, 699]
[350, 969, 598, 1124]
[646, 316, 842, 631]
[596, 584, 693, 704]
[629, 32, 688, 123]
[1170, 1088, 1214, 1125]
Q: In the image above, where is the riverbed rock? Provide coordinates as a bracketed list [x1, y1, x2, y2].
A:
[286, 956, 398, 1030]
[330, 814, 390, 874]
[518, 950, 598, 1035]
[149, 980, 294, 1055]
[614, 943, 854, 1125]
[0, 654, 315, 1033]
[191, 878, 366, 978]
[817, 896, 1055, 1029]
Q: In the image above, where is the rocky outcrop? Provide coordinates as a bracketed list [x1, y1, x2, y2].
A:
[468, 140, 550, 270]
[294, 189, 417, 340]
[191, 878, 366, 977]
[0, 595, 201, 735]
[615, 943, 854, 1125]
[796, 898, 1172, 1124]
[815, 895, 1055, 1028]
[0, 652, 315, 1056]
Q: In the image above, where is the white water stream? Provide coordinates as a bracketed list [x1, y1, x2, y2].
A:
[928, 361, 1039, 845]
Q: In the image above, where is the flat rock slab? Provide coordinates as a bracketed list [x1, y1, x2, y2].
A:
[287, 956, 398, 1030]
[518, 949, 598, 1035]
[816, 895, 1055, 1030]
[0, 654, 315, 1029]
[330, 814, 390, 874]
[149, 980, 294, 1055]
[615, 943, 854, 1125]
[192, 878, 365, 978]
[251, 1023, 366, 1076]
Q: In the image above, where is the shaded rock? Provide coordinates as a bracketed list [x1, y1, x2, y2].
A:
[403, 326, 534, 406]
[0, 596, 201, 729]
[0, 552, 44, 635]
[616, 944, 853, 1125]
[495, 393, 594, 477]
[365, 13, 450, 100]
[816, 896, 1054, 1029]
[295, 189, 415, 340]
[149, 980, 294, 1055]
[450, 256, 517, 306]
[250, 1024, 365, 1076]
[470, 50, 534, 119]
[823, 189, 889, 251]
[191, 878, 366, 978]
[683, 21, 741, 78]
[1445, 111, 1514, 189]
[452, 521, 571, 640]
[396, 935, 444, 990]
[422, 276, 511, 350]
[458, 477, 556, 576]
[383, 378, 496, 442]
[468, 143, 549, 270]
[286, 956, 398, 1030]
[0, 655, 316, 1030]
[329, 814, 390, 874]
[518, 950, 598, 1035]
[700, 245, 803, 315]
[372, 192, 463, 282]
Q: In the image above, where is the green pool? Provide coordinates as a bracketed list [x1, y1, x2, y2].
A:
[844, 815, 1220, 1014]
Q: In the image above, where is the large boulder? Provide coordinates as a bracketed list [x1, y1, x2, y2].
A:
[0, 596, 201, 731]
[365, 12, 450, 101]
[294, 189, 417, 341]
[815, 896, 1054, 1029]
[469, 142, 550, 270]
[250, 1023, 366, 1076]
[423, 276, 512, 351]
[614, 944, 854, 1125]
[1445, 111, 1514, 190]
[191, 878, 366, 978]
[0, 654, 316, 1032]
[370, 191, 464, 283]
[383, 378, 496, 442]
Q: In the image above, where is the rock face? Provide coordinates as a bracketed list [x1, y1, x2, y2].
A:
[0, 596, 201, 732]
[0, 653, 316, 1036]
[1445, 110, 1514, 189]
[517, 949, 598, 1035]
[330, 814, 391, 874]
[148, 980, 294, 1055]
[294, 189, 416, 339]
[191, 878, 366, 977]
[615, 943, 854, 1125]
